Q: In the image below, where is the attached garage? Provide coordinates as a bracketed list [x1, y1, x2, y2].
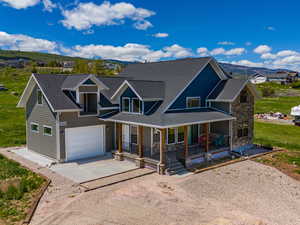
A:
[65, 125, 106, 161]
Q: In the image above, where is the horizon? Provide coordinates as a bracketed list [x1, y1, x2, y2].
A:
[1, 0, 300, 71]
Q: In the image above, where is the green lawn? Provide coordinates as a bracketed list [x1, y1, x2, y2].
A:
[0, 154, 45, 224]
[255, 96, 300, 115]
[0, 68, 30, 147]
[254, 121, 300, 151]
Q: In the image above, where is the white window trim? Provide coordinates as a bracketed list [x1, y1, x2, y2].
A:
[186, 96, 201, 109]
[43, 125, 53, 136]
[37, 89, 43, 106]
[122, 97, 131, 112]
[131, 98, 141, 114]
[30, 122, 39, 133]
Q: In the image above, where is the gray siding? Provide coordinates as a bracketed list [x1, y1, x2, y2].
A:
[59, 112, 115, 160]
[26, 85, 57, 159]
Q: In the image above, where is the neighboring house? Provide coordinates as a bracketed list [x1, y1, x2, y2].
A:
[250, 73, 267, 84]
[17, 57, 259, 175]
[266, 71, 298, 84]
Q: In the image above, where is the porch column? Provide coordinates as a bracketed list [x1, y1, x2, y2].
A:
[115, 123, 124, 161]
[204, 123, 209, 153]
[136, 125, 145, 168]
[158, 128, 166, 175]
[184, 125, 188, 159]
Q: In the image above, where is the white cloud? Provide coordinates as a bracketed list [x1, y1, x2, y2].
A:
[224, 48, 245, 56]
[0, 0, 39, 9]
[0, 31, 58, 53]
[218, 41, 235, 45]
[163, 44, 193, 58]
[266, 26, 275, 31]
[261, 53, 277, 59]
[202, 47, 245, 56]
[133, 20, 152, 30]
[61, 1, 155, 30]
[197, 47, 208, 56]
[42, 0, 56, 12]
[66, 43, 192, 62]
[153, 33, 169, 38]
[245, 42, 252, 46]
[231, 60, 264, 67]
[210, 48, 225, 55]
[276, 50, 298, 57]
[254, 45, 272, 54]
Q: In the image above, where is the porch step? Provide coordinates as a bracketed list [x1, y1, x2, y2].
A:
[166, 160, 187, 176]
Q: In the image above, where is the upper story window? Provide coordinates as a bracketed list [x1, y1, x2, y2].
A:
[79, 93, 98, 115]
[240, 92, 248, 103]
[43, 125, 52, 136]
[37, 89, 43, 105]
[30, 122, 39, 133]
[186, 97, 201, 108]
[122, 97, 141, 114]
[122, 98, 130, 112]
[132, 98, 140, 113]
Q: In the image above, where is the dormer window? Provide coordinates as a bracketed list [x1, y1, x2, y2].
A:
[37, 89, 43, 105]
[186, 97, 201, 108]
[122, 98, 130, 112]
[79, 93, 98, 115]
[132, 98, 140, 113]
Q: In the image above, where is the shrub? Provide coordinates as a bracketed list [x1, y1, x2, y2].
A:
[5, 185, 22, 200]
[291, 81, 300, 89]
[261, 87, 275, 97]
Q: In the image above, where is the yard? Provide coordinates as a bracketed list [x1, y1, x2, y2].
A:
[0, 153, 45, 225]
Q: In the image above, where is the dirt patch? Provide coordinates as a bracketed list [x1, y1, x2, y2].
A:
[254, 150, 300, 181]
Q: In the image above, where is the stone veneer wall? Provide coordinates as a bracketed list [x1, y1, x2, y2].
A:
[231, 86, 254, 149]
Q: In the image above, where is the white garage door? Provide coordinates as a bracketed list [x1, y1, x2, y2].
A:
[65, 125, 105, 161]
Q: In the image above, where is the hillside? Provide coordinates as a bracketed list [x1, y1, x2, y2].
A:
[0, 50, 85, 63]
[220, 62, 297, 77]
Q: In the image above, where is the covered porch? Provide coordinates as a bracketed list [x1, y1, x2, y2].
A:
[114, 120, 232, 175]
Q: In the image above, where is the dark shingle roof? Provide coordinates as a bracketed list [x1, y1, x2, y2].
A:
[97, 76, 126, 99]
[100, 108, 234, 128]
[207, 79, 248, 101]
[127, 80, 165, 100]
[118, 57, 214, 113]
[61, 74, 90, 89]
[33, 74, 80, 111]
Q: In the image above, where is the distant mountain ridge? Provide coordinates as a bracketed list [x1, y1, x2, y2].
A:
[0, 50, 296, 76]
[219, 62, 297, 77]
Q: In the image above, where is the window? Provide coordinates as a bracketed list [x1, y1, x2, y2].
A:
[177, 126, 185, 143]
[37, 89, 43, 105]
[240, 92, 248, 103]
[167, 128, 176, 144]
[130, 125, 138, 144]
[237, 123, 248, 138]
[30, 123, 39, 133]
[122, 98, 130, 112]
[132, 98, 140, 113]
[186, 97, 201, 108]
[190, 124, 199, 145]
[167, 127, 185, 144]
[43, 126, 52, 136]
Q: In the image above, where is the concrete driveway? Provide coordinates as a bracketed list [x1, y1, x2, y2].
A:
[11, 148, 138, 183]
[51, 155, 138, 183]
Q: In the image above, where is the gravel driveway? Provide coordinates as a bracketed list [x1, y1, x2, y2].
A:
[1, 147, 300, 225]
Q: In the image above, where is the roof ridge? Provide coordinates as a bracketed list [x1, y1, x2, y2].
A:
[130, 56, 212, 65]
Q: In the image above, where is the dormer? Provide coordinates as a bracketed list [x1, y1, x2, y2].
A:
[61, 74, 108, 116]
[110, 80, 164, 115]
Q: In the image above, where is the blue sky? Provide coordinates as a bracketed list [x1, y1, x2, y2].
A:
[1, 0, 300, 70]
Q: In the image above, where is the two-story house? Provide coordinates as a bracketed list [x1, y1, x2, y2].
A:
[17, 57, 259, 175]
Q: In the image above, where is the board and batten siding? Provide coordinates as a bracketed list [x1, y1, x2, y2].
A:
[26, 85, 58, 159]
[59, 112, 115, 161]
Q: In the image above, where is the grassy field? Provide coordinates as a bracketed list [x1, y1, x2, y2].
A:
[0, 154, 45, 224]
[255, 96, 300, 115]
[0, 68, 30, 147]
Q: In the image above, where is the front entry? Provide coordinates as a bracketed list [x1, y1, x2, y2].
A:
[65, 125, 106, 161]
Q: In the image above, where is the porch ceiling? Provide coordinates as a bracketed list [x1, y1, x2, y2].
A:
[100, 108, 235, 128]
